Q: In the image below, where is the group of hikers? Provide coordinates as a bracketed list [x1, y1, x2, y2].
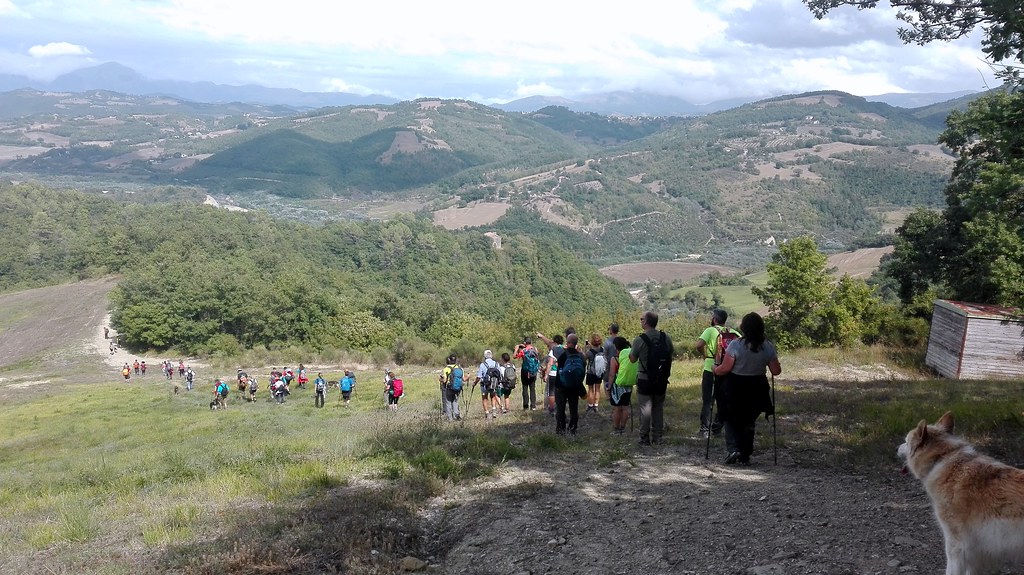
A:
[114, 308, 781, 464]
[210, 365, 359, 408]
[434, 309, 781, 465]
[119, 359, 195, 389]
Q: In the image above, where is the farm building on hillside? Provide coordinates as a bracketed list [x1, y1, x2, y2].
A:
[925, 300, 1024, 379]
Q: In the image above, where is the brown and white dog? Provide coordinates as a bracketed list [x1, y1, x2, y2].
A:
[898, 412, 1024, 575]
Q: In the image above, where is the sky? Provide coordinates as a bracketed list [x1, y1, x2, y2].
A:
[0, 0, 1001, 105]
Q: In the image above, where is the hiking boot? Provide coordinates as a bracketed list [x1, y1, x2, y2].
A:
[724, 451, 741, 464]
[699, 430, 710, 439]
[638, 437, 651, 446]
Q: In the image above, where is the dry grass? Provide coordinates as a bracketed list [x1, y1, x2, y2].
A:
[599, 262, 737, 284]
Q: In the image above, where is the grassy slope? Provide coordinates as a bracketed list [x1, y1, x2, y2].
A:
[4, 280, 1024, 574]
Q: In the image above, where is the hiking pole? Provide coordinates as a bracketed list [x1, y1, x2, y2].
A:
[467, 382, 477, 419]
[771, 374, 777, 465]
[705, 376, 715, 459]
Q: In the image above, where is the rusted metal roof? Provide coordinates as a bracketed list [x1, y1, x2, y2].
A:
[935, 299, 1023, 321]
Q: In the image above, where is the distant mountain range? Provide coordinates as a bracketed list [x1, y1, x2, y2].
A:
[0, 62, 978, 116]
[0, 62, 399, 109]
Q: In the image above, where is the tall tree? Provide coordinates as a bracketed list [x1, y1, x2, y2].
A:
[805, 0, 1024, 308]
[753, 236, 832, 348]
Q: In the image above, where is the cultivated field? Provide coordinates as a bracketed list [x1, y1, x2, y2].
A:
[432, 201, 510, 230]
[827, 246, 895, 279]
[599, 261, 737, 284]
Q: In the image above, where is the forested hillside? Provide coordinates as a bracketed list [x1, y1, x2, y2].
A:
[0, 182, 636, 359]
[0, 89, 966, 268]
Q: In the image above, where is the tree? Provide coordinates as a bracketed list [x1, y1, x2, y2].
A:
[803, 0, 1024, 81]
[753, 236, 832, 348]
[805, 0, 1024, 309]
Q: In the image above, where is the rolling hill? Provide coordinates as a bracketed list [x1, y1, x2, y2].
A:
[0, 88, 963, 267]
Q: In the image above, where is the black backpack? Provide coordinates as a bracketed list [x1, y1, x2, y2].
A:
[485, 363, 503, 387]
[639, 331, 672, 393]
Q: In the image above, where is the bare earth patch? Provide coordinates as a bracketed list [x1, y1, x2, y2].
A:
[433, 202, 510, 230]
[773, 141, 875, 162]
[0, 144, 51, 161]
[600, 262, 738, 284]
[827, 246, 895, 279]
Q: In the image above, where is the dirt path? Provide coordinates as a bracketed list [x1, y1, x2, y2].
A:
[422, 429, 944, 575]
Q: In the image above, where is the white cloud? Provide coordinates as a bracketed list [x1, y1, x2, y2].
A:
[0, 0, 1000, 102]
[0, 0, 27, 17]
[29, 42, 91, 58]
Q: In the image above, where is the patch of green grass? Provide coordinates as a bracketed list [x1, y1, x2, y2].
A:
[596, 446, 630, 466]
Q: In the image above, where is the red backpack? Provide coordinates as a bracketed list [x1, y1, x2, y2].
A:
[715, 327, 741, 366]
[391, 378, 404, 397]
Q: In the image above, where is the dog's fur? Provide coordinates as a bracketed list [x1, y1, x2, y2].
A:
[898, 412, 1024, 574]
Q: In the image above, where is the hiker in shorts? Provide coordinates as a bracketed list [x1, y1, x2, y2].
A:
[496, 352, 516, 414]
[109, 341, 115, 355]
[140, 360, 147, 376]
[212, 378, 229, 409]
[474, 350, 501, 419]
[536, 332, 566, 415]
[584, 332, 606, 414]
[133, 359, 140, 375]
[247, 376, 258, 402]
[606, 336, 636, 435]
[314, 372, 327, 408]
[439, 355, 465, 421]
[602, 323, 619, 404]
[339, 370, 355, 406]
[514, 337, 541, 410]
[121, 363, 131, 382]
[384, 369, 402, 411]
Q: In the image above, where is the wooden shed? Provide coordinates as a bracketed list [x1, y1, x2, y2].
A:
[925, 300, 1024, 379]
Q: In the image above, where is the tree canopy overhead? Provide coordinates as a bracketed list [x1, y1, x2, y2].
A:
[804, 0, 1024, 78]
[806, 0, 1024, 309]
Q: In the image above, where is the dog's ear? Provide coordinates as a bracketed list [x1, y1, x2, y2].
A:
[936, 411, 954, 433]
[916, 419, 929, 443]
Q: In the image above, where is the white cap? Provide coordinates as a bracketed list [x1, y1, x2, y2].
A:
[484, 349, 493, 359]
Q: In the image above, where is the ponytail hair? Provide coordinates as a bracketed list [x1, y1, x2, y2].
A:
[739, 312, 766, 353]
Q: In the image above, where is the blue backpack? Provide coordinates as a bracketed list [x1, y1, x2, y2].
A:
[558, 352, 585, 390]
[522, 347, 541, 375]
[449, 366, 464, 392]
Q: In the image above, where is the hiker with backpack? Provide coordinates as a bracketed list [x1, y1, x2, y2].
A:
[514, 337, 541, 410]
[584, 333, 607, 414]
[339, 370, 355, 406]
[121, 363, 131, 382]
[474, 350, 502, 419]
[553, 333, 587, 436]
[439, 355, 465, 421]
[247, 375, 258, 402]
[185, 366, 195, 391]
[536, 332, 566, 415]
[602, 323, 620, 405]
[695, 309, 741, 438]
[497, 352, 517, 414]
[212, 378, 229, 409]
[630, 311, 674, 446]
[712, 312, 781, 465]
[385, 369, 403, 411]
[314, 372, 327, 408]
[606, 335, 637, 435]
